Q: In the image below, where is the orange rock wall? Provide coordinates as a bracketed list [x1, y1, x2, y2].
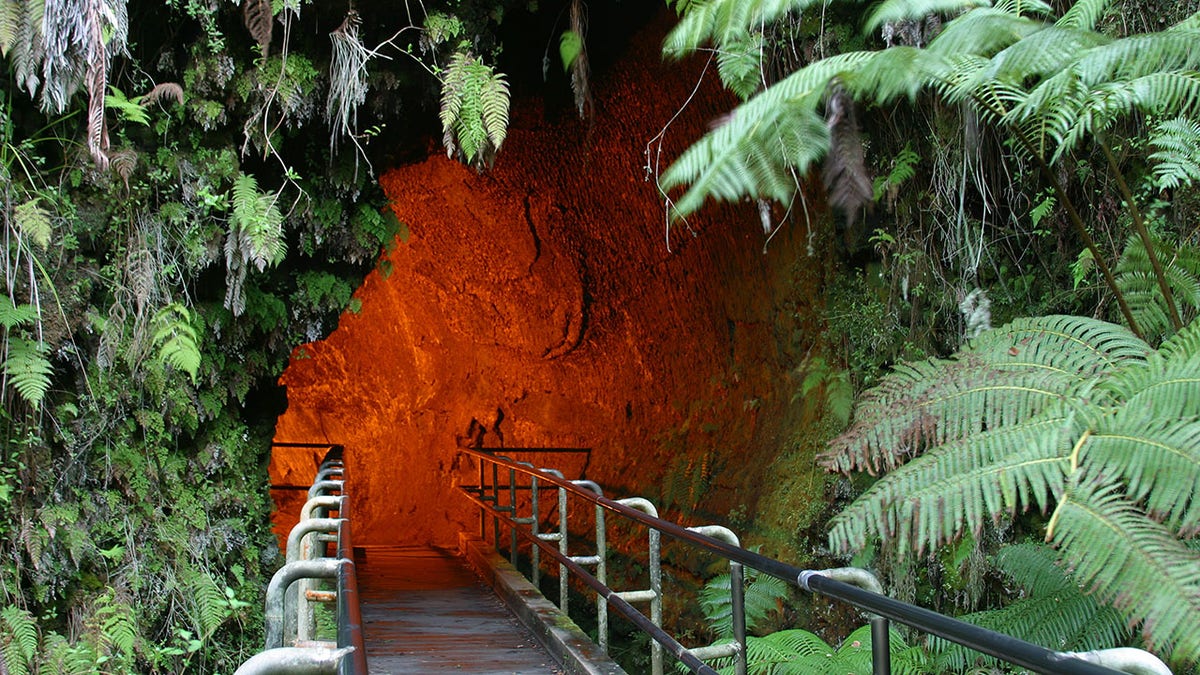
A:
[273, 12, 824, 548]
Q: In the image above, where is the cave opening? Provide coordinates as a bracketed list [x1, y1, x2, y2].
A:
[269, 8, 828, 558]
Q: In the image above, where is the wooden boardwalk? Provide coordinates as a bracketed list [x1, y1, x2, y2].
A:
[356, 546, 563, 674]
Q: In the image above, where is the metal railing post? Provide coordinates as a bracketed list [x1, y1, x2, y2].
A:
[686, 525, 746, 675]
[571, 480, 607, 654]
[615, 497, 663, 675]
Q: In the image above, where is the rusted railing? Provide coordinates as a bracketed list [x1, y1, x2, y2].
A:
[458, 447, 1172, 675]
[236, 444, 366, 675]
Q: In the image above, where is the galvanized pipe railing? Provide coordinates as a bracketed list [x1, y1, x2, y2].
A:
[236, 444, 367, 675]
[458, 447, 1171, 675]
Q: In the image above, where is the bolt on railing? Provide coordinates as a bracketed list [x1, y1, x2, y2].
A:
[236, 444, 367, 675]
[458, 447, 1173, 675]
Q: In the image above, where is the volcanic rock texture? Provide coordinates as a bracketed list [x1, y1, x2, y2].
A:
[272, 12, 825, 548]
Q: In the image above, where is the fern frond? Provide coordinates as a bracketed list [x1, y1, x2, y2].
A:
[1116, 235, 1200, 342]
[821, 316, 1147, 473]
[4, 337, 53, 408]
[716, 33, 765, 102]
[828, 415, 1071, 556]
[1055, 0, 1113, 29]
[90, 590, 137, 660]
[662, 0, 814, 58]
[151, 302, 200, 383]
[700, 571, 789, 639]
[926, 8, 1045, 59]
[662, 52, 881, 219]
[439, 51, 510, 167]
[1048, 478, 1200, 662]
[985, 26, 1111, 83]
[1148, 115, 1200, 189]
[479, 68, 509, 150]
[1081, 409, 1200, 534]
[865, 0, 990, 34]
[1157, 314, 1200, 362]
[13, 197, 53, 249]
[0, 294, 39, 329]
[1, 605, 38, 675]
[41, 633, 97, 675]
[933, 544, 1128, 670]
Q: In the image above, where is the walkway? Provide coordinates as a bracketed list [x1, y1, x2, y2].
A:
[356, 546, 563, 674]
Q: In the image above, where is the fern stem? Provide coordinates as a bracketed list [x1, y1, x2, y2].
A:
[1099, 140, 1184, 333]
[1068, 428, 1090, 472]
[1008, 126, 1144, 339]
[1045, 492, 1069, 540]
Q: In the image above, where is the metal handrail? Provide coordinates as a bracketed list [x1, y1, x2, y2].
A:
[459, 447, 1170, 675]
[236, 445, 367, 675]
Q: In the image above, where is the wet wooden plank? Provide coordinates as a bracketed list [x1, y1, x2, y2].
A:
[357, 546, 563, 674]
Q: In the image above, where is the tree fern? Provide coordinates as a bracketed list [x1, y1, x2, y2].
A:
[1115, 234, 1200, 342]
[1, 605, 38, 675]
[825, 314, 1200, 664]
[151, 302, 200, 383]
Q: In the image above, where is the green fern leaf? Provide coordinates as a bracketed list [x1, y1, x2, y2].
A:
[828, 415, 1072, 556]
[933, 544, 1128, 670]
[4, 336, 52, 408]
[104, 86, 150, 126]
[151, 303, 200, 383]
[865, 0, 990, 34]
[1054, 0, 1113, 29]
[1, 605, 38, 675]
[821, 316, 1148, 474]
[662, 0, 813, 59]
[0, 294, 39, 330]
[92, 591, 137, 660]
[1115, 235, 1200, 341]
[479, 67, 510, 151]
[716, 33, 765, 101]
[1048, 478, 1200, 662]
[699, 570, 789, 639]
[1148, 116, 1200, 189]
[559, 29, 582, 71]
[662, 52, 884, 218]
[41, 633, 97, 675]
[1082, 409, 1200, 534]
[13, 198, 52, 249]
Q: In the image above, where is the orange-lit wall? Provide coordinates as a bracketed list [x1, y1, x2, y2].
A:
[272, 12, 826, 549]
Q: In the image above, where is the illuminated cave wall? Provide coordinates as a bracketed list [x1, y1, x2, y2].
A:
[272, 12, 826, 548]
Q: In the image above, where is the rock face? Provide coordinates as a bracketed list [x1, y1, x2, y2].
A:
[272, 11, 824, 548]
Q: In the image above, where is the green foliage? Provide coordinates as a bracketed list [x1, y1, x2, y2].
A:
[1116, 235, 1200, 343]
[13, 198, 52, 249]
[1148, 116, 1200, 189]
[0, 605, 38, 675]
[152, 302, 201, 383]
[930, 542, 1129, 670]
[699, 569, 790, 639]
[559, 29, 583, 72]
[694, 624, 927, 675]
[822, 314, 1200, 664]
[439, 51, 511, 169]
